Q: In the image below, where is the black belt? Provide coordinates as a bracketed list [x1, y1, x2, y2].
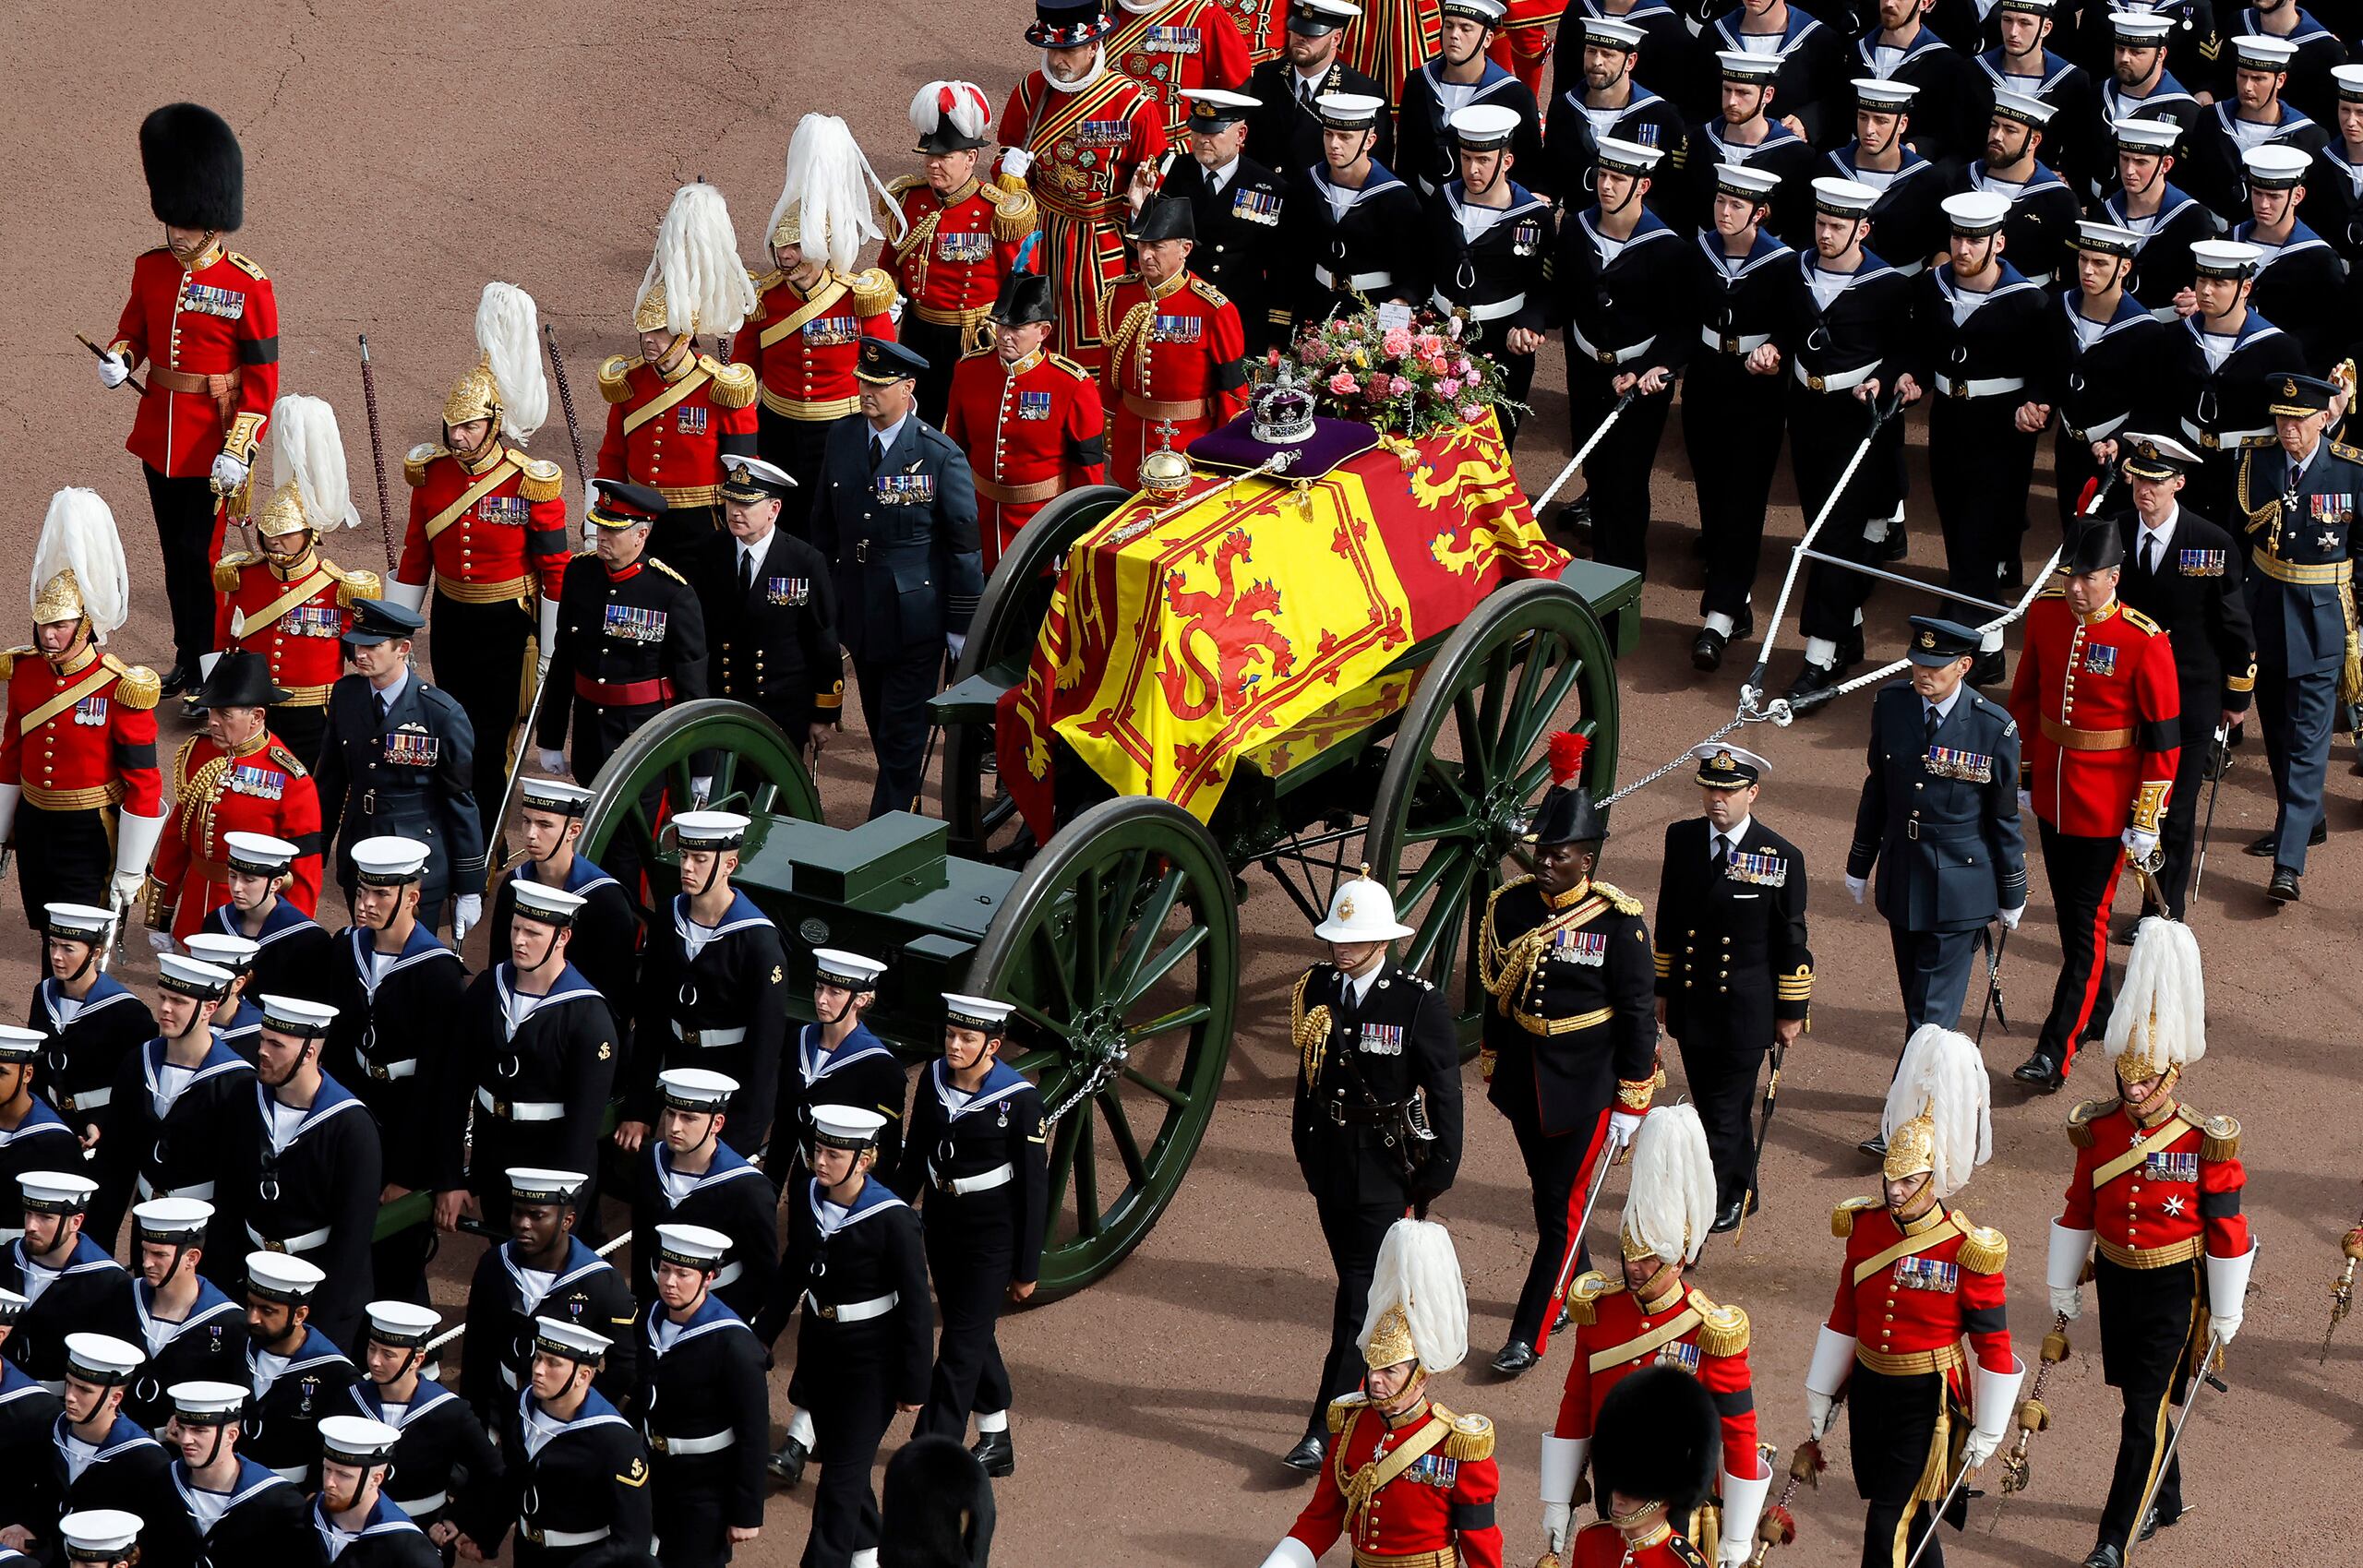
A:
[1325, 1095, 1410, 1127]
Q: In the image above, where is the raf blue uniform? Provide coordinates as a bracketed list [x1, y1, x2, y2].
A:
[1846, 640, 2029, 1036]
[814, 338, 983, 820]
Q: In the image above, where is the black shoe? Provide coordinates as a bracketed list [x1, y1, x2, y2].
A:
[766, 1435, 809, 1487]
[1490, 1339, 1539, 1376]
[1692, 627, 1728, 672]
[2110, 911, 2154, 944]
[2013, 1052, 2066, 1092]
[2248, 822, 2326, 856]
[1280, 1434, 1325, 1473]
[1877, 521, 1909, 562]
[1553, 1303, 1570, 1332]
[2267, 867, 2301, 903]
[1557, 494, 1593, 533]
[1970, 649, 2007, 688]
[2137, 1504, 2183, 1541]
[1858, 1131, 1887, 1159]
[1709, 1194, 1756, 1234]
[971, 1430, 1014, 1478]
[2081, 1547, 2124, 1568]
[158, 663, 195, 698]
[1783, 661, 1840, 710]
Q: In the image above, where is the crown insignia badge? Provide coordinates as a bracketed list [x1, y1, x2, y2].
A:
[1337, 894, 1356, 922]
[1919, 629, 1937, 648]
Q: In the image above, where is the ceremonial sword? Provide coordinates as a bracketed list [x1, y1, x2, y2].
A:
[1973, 925, 2009, 1044]
[1734, 1042, 1785, 1247]
[2189, 722, 2231, 904]
[2129, 1331, 2229, 1549]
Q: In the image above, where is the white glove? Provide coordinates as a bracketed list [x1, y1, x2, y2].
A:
[453, 894, 483, 940]
[2121, 825, 2159, 861]
[0, 782, 20, 847]
[2016, 788, 2033, 814]
[537, 748, 569, 777]
[110, 869, 146, 912]
[1999, 904, 2023, 931]
[1540, 1502, 1572, 1558]
[2212, 1308, 2242, 1345]
[97, 352, 130, 389]
[1254, 1540, 1317, 1568]
[1001, 147, 1034, 178]
[146, 928, 174, 953]
[1845, 873, 1866, 904]
[1607, 1109, 1642, 1151]
[2050, 1286, 2082, 1321]
[210, 451, 248, 491]
[947, 632, 967, 662]
[1959, 1425, 2002, 1468]
[538, 594, 562, 652]
[690, 775, 714, 808]
[1806, 1389, 1835, 1440]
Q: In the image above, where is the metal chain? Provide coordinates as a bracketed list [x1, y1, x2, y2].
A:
[1043, 1064, 1110, 1126]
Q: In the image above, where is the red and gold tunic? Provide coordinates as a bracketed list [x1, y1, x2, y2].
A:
[1565, 1520, 1710, 1568]
[1103, 0, 1254, 143]
[108, 243, 281, 476]
[943, 346, 1108, 569]
[2006, 590, 2181, 840]
[1224, 0, 1288, 59]
[2060, 1100, 2249, 1270]
[1550, 1275, 1757, 1481]
[0, 648, 163, 819]
[1340, 0, 1443, 124]
[1099, 269, 1250, 486]
[1285, 1394, 1504, 1568]
[882, 176, 1036, 341]
[1000, 72, 1170, 372]
[594, 353, 760, 509]
[211, 550, 382, 710]
[146, 730, 323, 940]
[1826, 1200, 2013, 1402]
[732, 268, 900, 423]
[396, 444, 570, 609]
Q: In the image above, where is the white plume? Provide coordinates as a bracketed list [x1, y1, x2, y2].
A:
[910, 79, 992, 143]
[266, 394, 360, 531]
[30, 489, 130, 641]
[1357, 1218, 1469, 1374]
[637, 182, 756, 339]
[2105, 916, 2207, 1071]
[477, 281, 547, 441]
[1882, 1025, 1992, 1199]
[1622, 1103, 1716, 1265]
[766, 114, 901, 272]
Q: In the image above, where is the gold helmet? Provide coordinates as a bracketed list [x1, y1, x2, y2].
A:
[1356, 1219, 1467, 1376]
[258, 395, 360, 541]
[1618, 1104, 1715, 1268]
[1879, 1025, 1991, 1195]
[2103, 916, 2205, 1100]
[445, 283, 548, 443]
[30, 489, 130, 642]
[253, 479, 315, 541]
[765, 113, 895, 271]
[632, 183, 755, 341]
[443, 356, 502, 431]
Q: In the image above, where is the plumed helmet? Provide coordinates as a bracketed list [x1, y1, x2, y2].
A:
[633, 183, 756, 339]
[1880, 1025, 1992, 1197]
[30, 490, 131, 640]
[2104, 916, 2205, 1087]
[911, 81, 994, 155]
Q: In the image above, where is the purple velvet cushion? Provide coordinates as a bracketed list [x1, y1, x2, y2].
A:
[1187, 412, 1381, 482]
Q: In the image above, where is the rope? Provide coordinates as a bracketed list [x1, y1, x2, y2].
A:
[1530, 389, 1637, 515]
[422, 1229, 636, 1354]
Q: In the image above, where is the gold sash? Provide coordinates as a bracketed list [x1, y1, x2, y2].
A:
[1853, 1215, 1962, 1287]
[1335, 1409, 1451, 1537]
[421, 459, 521, 543]
[757, 278, 850, 349]
[19, 661, 121, 736]
[2092, 1116, 2193, 1189]
[621, 365, 714, 437]
[1588, 1307, 1703, 1375]
[232, 567, 335, 641]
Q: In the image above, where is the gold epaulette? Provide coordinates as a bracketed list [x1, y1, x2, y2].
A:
[333, 567, 385, 608]
[2333, 440, 2361, 462]
[704, 356, 758, 409]
[1694, 1295, 1749, 1358]
[212, 553, 256, 593]
[1565, 1270, 1613, 1325]
[516, 455, 564, 503]
[886, 173, 926, 199]
[749, 268, 785, 293]
[1048, 353, 1091, 380]
[2037, 581, 2067, 598]
[597, 355, 638, 404]
[1953, 1214, 2007, 1274]
[403, 443, 443, 489]
[1833, 1196, 1880, 1238]
[1189, 275, 1232, 308]
[0, 646, 24, 681]
[225, 250, 268, 280]
[1589, 880, 1644, 916]
[1428, 1404, 1494, 1462]
[2120, 603, 2163, 637]
[988, 180, 1038, 240]
[849, 267, 897, 316]
[649, 557, 690, 586]
[102, 655, 160, 711]
[2067, 1098, 2117, 1148]
[2187, 1106, 2240, 1160]
[1325, 1393, 1368, 1434]
[268, 743, 309, 778]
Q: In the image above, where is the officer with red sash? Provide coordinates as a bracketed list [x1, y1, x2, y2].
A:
[1100, 198, 1251, 487]
[942, 274, 1108, 569]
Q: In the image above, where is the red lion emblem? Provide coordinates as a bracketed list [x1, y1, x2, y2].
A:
[1157, 528, 1294, 721]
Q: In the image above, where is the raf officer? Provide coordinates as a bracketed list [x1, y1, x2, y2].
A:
[1844, 616, 2028, 1151]
[689, 456, 842, 757]
[815, 337, 983, 820]
[1652, 745, 1812, 1233]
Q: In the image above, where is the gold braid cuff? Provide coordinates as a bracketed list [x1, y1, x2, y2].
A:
[2129, 780, 2170, 833]
[1616, 1077, 1656, 1112]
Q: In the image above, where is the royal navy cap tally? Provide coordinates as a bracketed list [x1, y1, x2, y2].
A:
[505, 1167, 589, 1206]
[2231, 33, 2297, 68]
[1852, 77, 1920, 111]
[2109, 9, 2173, 42]
[64, 1334, 144, 1386]
[58, 1512, 144, 1561]
[1448, 103, 1521, 150]
[365, 1299, 441, 1346]
[349, 835, 430, 887]
[2240, 143, 2310, 189]
[245, 1251, 327, 1302]
[43, 903, 114, 940]
[182, 932, 259, 973]
[20, 1169, 98, 1215]
[813, 947, 887, 989]
[1717, 48, 1780, 82]
[520, 776, 597, 817]
[1990, 89, 2057, 126]
[319, 1414, 403, 1465]
[1812, 175, 1880, 215]
[2189, 238, 2261, 277]
[1713, 162, 1781, 199]
[0, 1024, 43, 1064]
[943, 992, 1015, 1032]
[2112, 116, 2179, 152]
[1942, 190, 2010, 235]
[658, 1066, 740, 1109]
[258, 994, 337, 1036]
[131, 1197, 214, 1242]
[155, 953, 234, 999]
[1314, 91, 1386, 129]
[654, 1223, 733, 1269]
[672, 810, 750, 851]
[166, 1380, 247, 1423]
[1287, 0, 1362, 34]
[2336, 64, 2363, 102]
[510, 879, 587, 925]
[222, 832, 299, 874]
[1440, 0, 1507, 22]
[2074, 220, 2141, 257]
[534, 1314, 612, 1363]
[811, 1104, 891, 1149]
[1595, 136, 1662, 175]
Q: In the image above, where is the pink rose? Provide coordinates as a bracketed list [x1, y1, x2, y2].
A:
[1327, 370, 1359, 395]
[1460, 402, 1485, 421]
[1437, 377, 1462, 398]
[1389, 376, 1412, 395]
[1415, 333, 1445, 355]
[1382, 327, 1415, 358]
[1456, 358, 1474, 377]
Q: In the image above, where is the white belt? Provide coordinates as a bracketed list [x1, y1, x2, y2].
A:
[2180, 418, 2273, 451]
[395, 1490, 449, 1516]
[136, 1176, 217, 1202]
[1434, 289, 1526, 322]
[806, 1289, 900, 1323]
[354, 1050, 419, 1081]
[2021, 270, 2054, 288]
[527, 1526, 611, 1549]
[479, 1086, 565, 1121]
[1936, 374, 2026, 400]
[1313, 265, 1392, 291]
[502, 1365, 522, 1390]
[1566, 321, 1656, 365]
[932, 1162, 1014, 1195]
[651, 1428, 738, 1455]
[1794, 360, 1876, 393]
[2064, 412, 2129, 443]
[1701, 327, 1771, 354]
[268, 1463, 307, 1482]
[56, 1088, 111, 1112]
[247, 1221, 332, 1253]
[671, 1021, 748, 1048]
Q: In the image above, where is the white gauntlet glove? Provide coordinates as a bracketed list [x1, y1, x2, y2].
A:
[97, 352, 131, 389]
[210, 451, 249, 491]
[536, 748, 569, 777]
[1999, 904, 2023, 931]
[452, 894, 483, 941]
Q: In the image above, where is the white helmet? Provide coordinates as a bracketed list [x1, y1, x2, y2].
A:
[1313, 874, 1415, 943]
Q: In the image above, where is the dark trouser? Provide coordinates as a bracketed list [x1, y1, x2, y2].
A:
[2150, 709, 2218, 918]
[2034, 820, 2125, 1074]
[1673, 1033, 1765, 1211]
[853, 649, 943, 820]
[654, 1462, 736, 1568]
[793, 1321, 904, 1568]
[2182, 449, 2239, 528]
[1304, 1190, 1404, 1440]
[269, 703, 330, 775]
[1494, 348, 1536, 450]
[1887, 925, 1981, 1037]
[1791, 384, 1903, 646]
[1929, 398, 2035, 632]
[2093, 1252, 2202, 1550]
[2256, 659, 2336, 874]
[371, 1224, 435, 1314]
[144, 463, 221, 672]
[1685, 353, 1786, 623]
[14, 803, 114, 929]
[901, 317, 971, 429]
[430, 591, 534, 850]
[1505, 1105, 1612, 1351]
[1851, 1366, 1962, 1568]
[651, 503, 724, 571]
[563, 695, 666, 895]
[1565, 354, 1674, 576]
[2052, 426, 2111, 533]
[917, 1198, 1015, 1439]
[756, 407, 834, 541]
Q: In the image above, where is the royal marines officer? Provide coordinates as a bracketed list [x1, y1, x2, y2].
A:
[594, 183, 760, 568]
[315, 599, 485, 937]
[690, 458, 842, 754]
[1396, 0, 1544, 199]
[1539, 1107, 1769, 1566]
[197, 833, 330, 1006]
[146, 1377, 308, 1568]
[2093, 12, 2204, 146]
[622, 811, 788, 1158]
[2237, 372, 2363, 900]
[1254, 1220, 1505, 1568]
[310, 1415, 440, 1568]
[1803, 1026, 2021, 1568]
[30, 1338, 168, 1528]
[1244, 0, 1397, 190]
[1279, 874, 1462, 1471]
[2100, 120, 2217, 322]
[451, 1317, 653, 1568]
[1652, 748, 1810, 1233]
[386, 281, 569, 848]
[1949, 91, 2080, 286]
[1476, 735, 1657, 1378]
[630, 1069, 779, 1322]
[882, 81, 1038, 426]
[1163, 90, 1289, 355]
[487, 778, 637, 1003]
[117, 1200, 246, 1433]
[1277, 93, 1428, 330]
[1553, 1368, 1721, 1568]
[0, 489, 166, 928]
[890, 995, 1049, 1475]
[774, 948, 910, 1184]
[1100, 197, 1253, 487]
[0, 1029, 75, 1243]
[2181, 33, 2329, 220]
[1540, 19, 1687, 220]
[94, 964, 250, 1249]
[3, 1174, 137, 1390]
[759, 1109, 930, 1568]
[101, 104, 279, 696]
[2051, 222, 2167, 534]
[2045, 921, 2253, 1568]
[1427, 105, 1553, 449]
[351, 1299, 500, 1538]
[815, 336, 983, 820]
[28, 903, 156, 1166]
[237, 1253, 360, 1487]
[457, 1169, 639, 1431]
[1691, 53, 1813, 245]
[433, 882, 618, 1233]
[2113, 434, 2254, 922]
[942, 272, 1108, 569]
[2236, 144, 2345, 371]
[634, 1225, 770, 1568]
[1843, 616, 2028, 1100]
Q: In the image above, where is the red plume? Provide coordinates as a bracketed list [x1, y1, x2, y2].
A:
[1548, 731, 1589, 785]
[939, 85, 958, 114]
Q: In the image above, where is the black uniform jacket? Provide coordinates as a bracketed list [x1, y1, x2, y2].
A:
[1687, 226, 1799, 364]
[122, 1276, 248, 1431]
[1842, 28, 1975, 163]
[890, 1059, 1050, 1286]
[143, 1456, 308, 1568]
[315, 670, 485, 902]
[2044, 287, 2166, 447]
[1943, 162, 2081, 282]
[1821, 144, 1946, 275]
[30, 972, 155, 1143]
[241, 1327, 359, 1484]
[1552, 204, 1698, 373]
[461, 1237, 640, 1424]
[2117, 506, 2258, 717]
[629, 1139, 779, 1320]
[534, 552, 709, 755]
[813, 413, 983, 660]
[1479, 878, 1658, 1137]
[1655, 817, 1813, 1048]
[321, 922, 468, 1193]
[1903, 261, 2055, 398]
[2155, 307, 2307, 455]
[1285, 960, 1463, 1206]
[1397, 58, 1545, 197]
[218, 1074, 380, 1347]
[486, 854, 640, 1010]
[1542, 84, 1690, 224]
[2237, 216, 2347, 371]
[1243, 56, 1396, 190]
[1692, 7, 1847, 131]
[688, 524, 842, 724]
[305, 1492, 441, 1568]
[40, 1409, 171, 1525]
[1159, 152, 1289, 351]
[1845, 680, 2030, 930]
[633, 1293, 771, 1530]
[1766, 245, 1913, 389]
[1688, 123, 1815, 245]
[2101, 182, 2221, 314]
[96, 1034, 254, 1227]
[2179, 102, 2329, 221]
[1277, 160, 1432, 323]
[1429, 180, 1554, 337]
[209, 899, 334, 1007]
[0, 1359, 63, 1517]
[1, 1234, 137, 1386]
[762, 1177, 932, 1411]
[773, 1021, 912, 1192]
[0, 1098, 77, 1236]
[349, 1373, 503, 1523]
[629, 891, 789, 1153]
[462, 1386, 652, 1559]
[435, 962, 619, 1197]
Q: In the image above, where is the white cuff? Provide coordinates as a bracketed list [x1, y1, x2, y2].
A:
[1719, 1457, 1772, 1563]
[1541, 1432, 1587, 1505]
[198, 651, 222, 678]
[1256, 1539, 1317, 1568]
[1805, 1325, 1856, 1397]
[538, 594, 561, 651]
[2047, 1220, 2094, 1293]
[1972, 1358, 2024, 1444]
[384, 579, 428, 613]
[114, 809, 168, 882]
[2205, 1245, 2257, 1319]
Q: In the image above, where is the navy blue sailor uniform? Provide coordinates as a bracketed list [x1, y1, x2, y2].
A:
[2179, 101, 2329, 222]
[1684, 222, 1798, 634]
[0, 1096, 76, 1241]
[1427, 176, 1553, 448]
[2300, 128, 2363, 309]
[1945, 159, 2081, 284]
[0, 1234, 137, 1391]
[1397, 56, 1546, 198]
[242, 1325, 360, 1486]
[688, 521, 842, 755]
[2044, 285, 2167, 532]
[486, 854, 638, 1009]
[143, 1454, 309, 1568]
[2104, 181, 2219, 321]
[629, 890, 789, 1157]
[208, 899, 333, 1009]
[218, 1074, 381, 1354]
[628, 1141, 779, 1321]
[314, 672, 485, 928]
[435, 962, 619, 1228]
[0, 1359, 64, 1520]
[459, 1236, 641, 1432]
[1845, 679, 2030, 1035]
[773, 1019, 912, 1181]
[2073, 0, 2222, 107]
[1822, 143, 1947, 280]
[1541, 84, 1690, 225]
[2217, 6, 2348, 124]
[1966, 50, 2100, 195]
[1844, 28, 1977, 163]
[1160, 150, 1289, 353]
[813, 411, 982, 821]
[28, 971, 156, 1163]
[2095, 65, 2207, 148]
[306, 1490, 440, 1568]
[459, 1385, 653, 1568]
[349, 1371, 502, 1531]
[2162, 307, 2307, 521]
[632, 1293, 770, 1568]
[1688, 121, 1814, 245]
[1551, 0, 1693, 105]
[120, 1275, 248, 1431]
[40, 1406, 171, 1526]
[1278, 159, 1433, 329]
[93, 1034, 254, 1240]
[1689, 8, 1847, 138]
[2237, 214, 2348, 372]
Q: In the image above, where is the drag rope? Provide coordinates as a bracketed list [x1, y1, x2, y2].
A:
[422, 1229, 634, 1354]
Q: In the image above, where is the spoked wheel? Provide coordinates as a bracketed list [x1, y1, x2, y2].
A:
[943, 485, 1131, 861]
[1364, 581, 1619, 1043]
[579, 700, 823, 923]
[962, 796, 1240, 1299]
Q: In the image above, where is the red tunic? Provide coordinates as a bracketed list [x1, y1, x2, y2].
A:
[943, 347, 1108, 569]
[109, 244, 282, 476]
[1550, 1275, 1757, 1480]
[146, 731, 323, 940]
[1103, 0, 1254, 143]
[211, 552, 382, 709]
[732, 269, 899, 422]
[594, 353, 761, 509]
[2060, 1102, 2249, 1266]
[1285, 1396, 1504, 1568]
[2006, 591, 2181, 840]
[882, 177, 1034, 335]
[1568, 1521, 1710, 1568]
[1826, 1202, 2014, 1404]
[1001, 72, 1170, 372]
[1340, 0, 1443, 118]
[395, 445, 571, 608]
[1099, 270, 1251, 487]
[0, 649, 164, 819]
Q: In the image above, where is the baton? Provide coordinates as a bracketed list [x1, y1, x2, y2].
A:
[77, 332, 148, 395]
[2129, 1332, 2228, 1547]
[2189, 722, 2230, 904]
[1743, 389, 1906, 702]
[1531, 389, 1638, 515]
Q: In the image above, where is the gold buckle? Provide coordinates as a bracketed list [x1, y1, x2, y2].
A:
[1596, 348, 1616, 365]
[1947, 378, 1967, 399]
[818, 1303, 839, 1320]
[1808, 374, 1826, 392]
[264, 1238, 289, 1253]
[650, 1434, 669, 1454]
